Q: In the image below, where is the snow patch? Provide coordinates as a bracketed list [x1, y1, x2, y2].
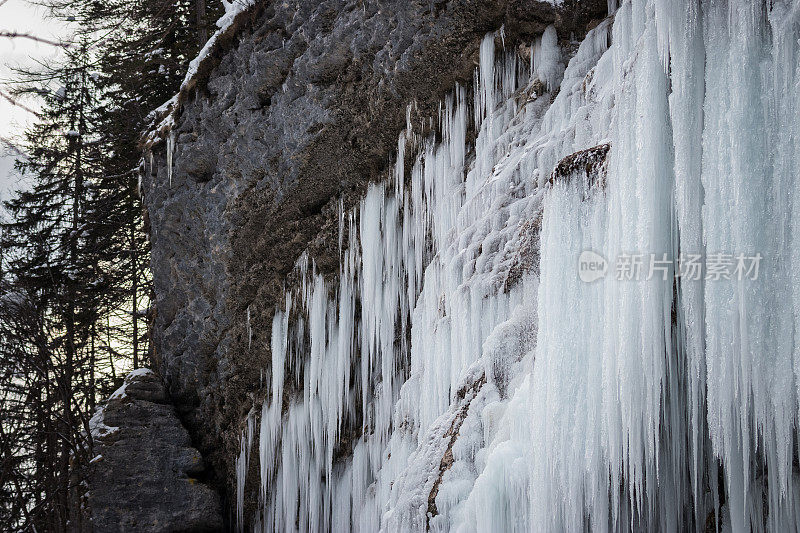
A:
[89, 407, 119, 439]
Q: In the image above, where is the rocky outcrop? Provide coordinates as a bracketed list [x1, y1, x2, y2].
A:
[86, 369, 222, 532]
[140, 0, 608, 523]
[426, 372, 487, 527]
[549, 142, 611, 190]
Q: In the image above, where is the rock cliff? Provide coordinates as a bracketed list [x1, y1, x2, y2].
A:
[139, 0, 606, 526]
[86, 369, 222, 532]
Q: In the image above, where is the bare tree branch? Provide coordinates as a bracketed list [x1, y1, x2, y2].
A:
[0, 136, 25, 158]
[0, 31, 69, 48]
[0, 89, 40, 117]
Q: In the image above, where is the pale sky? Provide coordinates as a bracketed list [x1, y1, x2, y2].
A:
[0, 0, 70, 209]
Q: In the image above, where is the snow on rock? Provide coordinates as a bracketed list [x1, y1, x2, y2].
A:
[218, 0, 251, 27]
[142, 0, 255, 146]
[126, 367, 154, 380]
[185, 0, 254, 90]
[90, 369, 157, 436]
[108, 384, 128, 401]
[107, 368, 155, 401]
[89, 406, 119, 439]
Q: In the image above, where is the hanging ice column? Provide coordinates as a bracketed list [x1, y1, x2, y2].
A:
[517, 0, 800, 531]
[700, 0, 800, 530]
[523, 3, 681, 528]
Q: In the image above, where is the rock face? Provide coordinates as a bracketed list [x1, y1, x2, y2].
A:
[140, 0, 608, 523]
[86, 370, 222, 532]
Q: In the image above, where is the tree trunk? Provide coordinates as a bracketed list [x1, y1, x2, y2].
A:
[131, 187, 139, 370]
[196, 0, 208, 46]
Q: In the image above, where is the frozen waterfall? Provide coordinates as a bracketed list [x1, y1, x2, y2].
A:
[236, 0, 800, 530]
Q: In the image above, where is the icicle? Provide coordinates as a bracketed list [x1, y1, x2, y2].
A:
[166, 130, 175, 188]
[246, 306, 252, 350]
[236, 412, 255, 532]
[475, 33, 495, 129]
[667, 0, 706, 521]
[532, 26, 563, 91]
